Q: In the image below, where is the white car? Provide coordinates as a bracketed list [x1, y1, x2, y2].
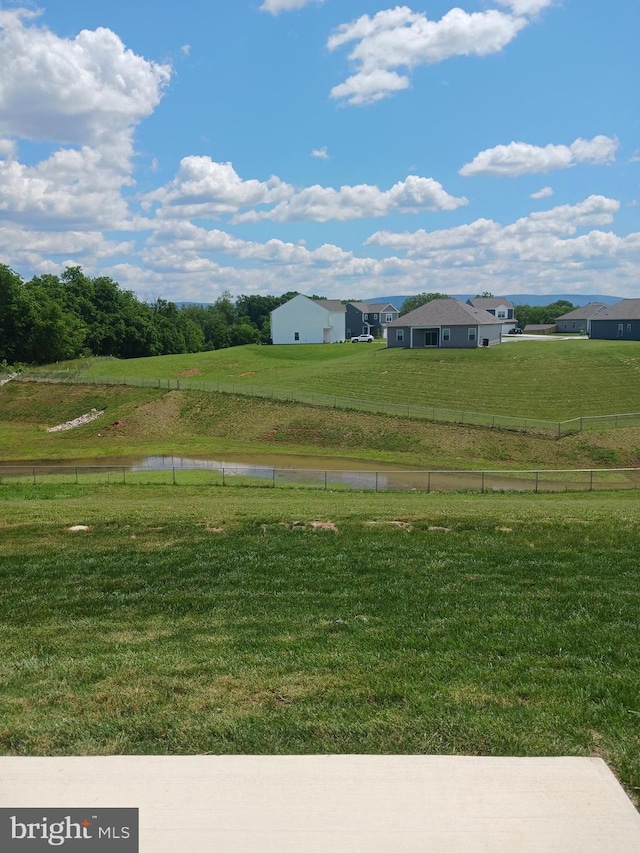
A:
[351, 334, 374, 342]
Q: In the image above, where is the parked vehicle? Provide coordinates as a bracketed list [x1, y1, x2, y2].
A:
[351, 334, 374, 342]
[507, 327, 523, 335]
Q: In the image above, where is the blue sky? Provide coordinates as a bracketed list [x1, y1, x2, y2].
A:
[0, 0, 638, 302]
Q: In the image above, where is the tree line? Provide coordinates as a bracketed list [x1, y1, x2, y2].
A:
[0, 265, 296, 366]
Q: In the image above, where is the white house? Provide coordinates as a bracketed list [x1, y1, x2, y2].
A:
[270, 294, 346, 345]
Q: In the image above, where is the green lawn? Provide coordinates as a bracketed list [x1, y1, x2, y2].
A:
[1, 486, 639, 805]
[2, 381, 639, 470]
[37, 339, 640, 421]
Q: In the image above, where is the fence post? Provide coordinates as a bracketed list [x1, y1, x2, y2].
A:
[481, 471, 485, 493]
[222, 468, 225, 487]
[324, 471, 328, 490]
[123, 467, 126, 485]
[75, 466, 78, 485]
[272, 468, 276, 488]
[172, 466, 176, 486]
[535, 471, 539, 493]
[580, 417, 583, 432]
[589, 469, 593, 491]
[427, 471, 431, 494]
[33, 466, 36, 485]
[375, 472, 379, 493]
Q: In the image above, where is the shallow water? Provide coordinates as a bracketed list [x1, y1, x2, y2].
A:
[1, 453, 638, 492]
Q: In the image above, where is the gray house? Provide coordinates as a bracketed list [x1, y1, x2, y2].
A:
[466, 297, 516, 333]
[345, 302, 400, 340]
[386, 299, 503, 349]
[589, 299, 640, 341]
[555, 303, 607, 334]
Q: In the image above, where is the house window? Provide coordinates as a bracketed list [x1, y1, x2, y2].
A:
[497, 310, 506, 319]
[364, 313, 368, 320]
[373, 314, 378, 320]
[385, 313, 393, 322]
[628, 324, 632, 332]
[442, 328, 450, 342]
[294, 332, 300, 341]
[618, 324, 624, 336]
[396, 329, 404, 342]
[572, 321, 576, 329]
[346, 328, 351, 338]
[468, 328, 476, 342]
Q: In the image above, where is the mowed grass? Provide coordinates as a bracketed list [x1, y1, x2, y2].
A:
[2, 381, 640, 470]
[49, 338, 640, 421]
[0, 486, 639, 803]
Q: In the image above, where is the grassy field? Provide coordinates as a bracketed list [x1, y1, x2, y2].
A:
[2, 347, 639, 806]
[31, 338, 640, 421]
[1, 381, 639, 470]
[1, 486, 639, 803]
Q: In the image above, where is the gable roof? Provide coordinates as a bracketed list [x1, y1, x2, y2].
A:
[466, 297, 513, 310]
[314, 299, 346, 313]
[555, 303, 608, 321]
[348, 301, 400, 314]
[588, 299, 640, 321]
[387, 298, 502, 327]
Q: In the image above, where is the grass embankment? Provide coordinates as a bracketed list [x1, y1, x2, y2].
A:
[0, 486, 639, 803]
[1, 381, 638, 470]
[40, 339, 640, 421]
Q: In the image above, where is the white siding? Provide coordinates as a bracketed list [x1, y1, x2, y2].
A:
[271, 294, 344, 345]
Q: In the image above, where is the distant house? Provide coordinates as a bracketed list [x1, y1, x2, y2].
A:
[345, 302, 400, 340]
[589, 299, 640, 341]
[270, 294, 346, 345]
[466, 297, 516, 334]
[555, 303, 607, 334]
[386, 299, 503, 349]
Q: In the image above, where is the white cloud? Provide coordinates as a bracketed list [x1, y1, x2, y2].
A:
[143, 157, 294, 219]
[260, 0, 323, 14]
[0, 145, 139, 229]
[460, 135, 619, 176]
[0, 11, 172, 233]
[181, 44, 191, 56]
[327, 3, 551, 106]
[234, 175, 468, 223]
[0, 138, 16, 159]
[0, 10, 171, 147]
[145, 160, 466, 223]
[495, 0, 554, 15]
[311, 146, 329, 159]
[530, 186, 554, 199]
[365, 195, 621, 257]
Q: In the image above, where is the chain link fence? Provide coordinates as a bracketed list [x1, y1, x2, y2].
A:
[12, 373, 640, 435]
[1, 462, 639, 493]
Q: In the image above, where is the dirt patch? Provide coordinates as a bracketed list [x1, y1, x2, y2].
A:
[179, 368, 201, 377]
[67, 525, 90, 533]
[495, 526, 513, 532]
[428, 525, 451, 532]
[308, 521, 338, 532]
[239, 371, 254, 377]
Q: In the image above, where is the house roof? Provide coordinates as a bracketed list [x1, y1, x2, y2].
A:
[555, 303, 608, 321]
[348, 301, 400, 314]
[387, 298, 502, 327]
[466, 297, 513, 310]
[315, 299, 346, 313]
[588, 299, 640, 321]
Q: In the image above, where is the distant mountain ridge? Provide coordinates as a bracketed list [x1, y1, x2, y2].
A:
[364, 294, 623, 309]
[177, 295, 624, 310]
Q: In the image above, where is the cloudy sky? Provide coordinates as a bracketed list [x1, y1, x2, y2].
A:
[0, 0, 638, 302]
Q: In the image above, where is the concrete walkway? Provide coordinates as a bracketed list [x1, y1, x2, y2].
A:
[2, 755, 640, 852]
